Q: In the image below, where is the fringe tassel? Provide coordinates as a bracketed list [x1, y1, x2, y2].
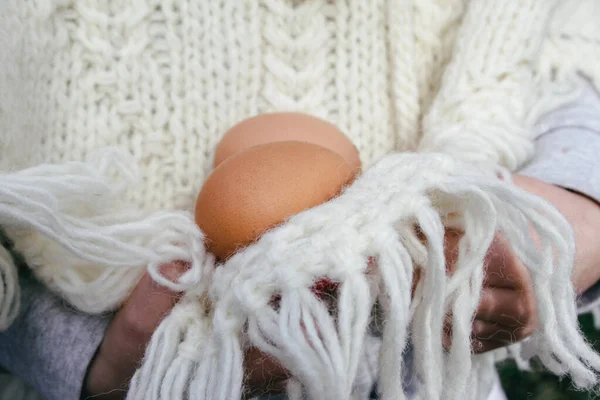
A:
[0, 148, 212, 314]
[0, 146, 594, 399]
[0, 148, 595, 399]
[128, 151, 600, 399]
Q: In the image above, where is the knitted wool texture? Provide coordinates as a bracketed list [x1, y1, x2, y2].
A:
[1, 0, 600, 399]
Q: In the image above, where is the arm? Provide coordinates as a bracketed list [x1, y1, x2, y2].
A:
[518, 82, 600, 297]
[512, 176, 600, 296]
[466, 81, 600, 353]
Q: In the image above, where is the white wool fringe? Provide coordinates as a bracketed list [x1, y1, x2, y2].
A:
[0, 148, 213, 315]
[127, 151, 600, 400]
[350, 334, 382, 400]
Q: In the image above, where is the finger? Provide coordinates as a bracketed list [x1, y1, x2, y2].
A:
[472, 319, 531, 344]
[475, 287, 537, 329]
[483, 235, 530, 290]
[243, 348, 289, 398]
[471, 318, 535, 354]
[108, 262, 189, 369]
[443, 319, 516, 354]
[442, 315, 453, 349]
[443, 229, 463, 274]
[414, 226, 462, 274]
[89, 262, 190, 395]
[119, 261, 190, 343]
[471, 337, 512, 354]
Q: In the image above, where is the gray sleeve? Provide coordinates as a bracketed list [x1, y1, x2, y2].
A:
[519, 83, 600, 202]
[519, 81, 600, 313]
[0, 267, 111, 400]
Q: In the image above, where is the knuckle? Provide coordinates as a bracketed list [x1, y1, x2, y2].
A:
[160, 261, 190, 283]
[472, 320, 485, 335]
[515, 324, 535, 340]
[512, 305, 528, 323]
[121, 309, 150, 338]
[515, 299, 535, 323]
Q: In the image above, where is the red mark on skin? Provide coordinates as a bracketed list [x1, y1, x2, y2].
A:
[269, 279, 339, 305]
[312, 256, 377, 297]
[271, 256, 377, 303]
[311, 278, 339, 297]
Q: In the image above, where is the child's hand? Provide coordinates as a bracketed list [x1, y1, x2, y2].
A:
[472, 234, 539, 353]
[441, 229, 538, 354]
[442, 174, 600, 354]
[83, 262, 288, 399]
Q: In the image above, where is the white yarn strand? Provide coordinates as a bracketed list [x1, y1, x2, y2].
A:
[88, 151, 600, 399]
[0, 147, 594, 399]
[490, 185, 600, 387]
[127, 300, 210, 400]
[0, 148, 212, 314]
[351, 334, 382, 400]
[455, 177, 600, 387]
[335, 274, 373, 396]
[438, 186, 497, 399]
[375, 228, 413, 400]
[408, 205, 448, 400]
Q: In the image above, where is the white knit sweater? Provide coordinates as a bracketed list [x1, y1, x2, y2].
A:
[1, 1, 600, 399]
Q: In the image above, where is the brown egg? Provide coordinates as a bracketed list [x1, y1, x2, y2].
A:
[196, 141, 358, 260]
[213, 112, 361, 171]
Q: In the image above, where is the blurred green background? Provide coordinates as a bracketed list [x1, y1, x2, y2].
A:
[497, 313, 600, 399]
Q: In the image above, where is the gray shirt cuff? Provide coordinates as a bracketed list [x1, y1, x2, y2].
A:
[0, 268, 111, 400]
[520, 84, 600, 203]
[519, 83, 600, 313]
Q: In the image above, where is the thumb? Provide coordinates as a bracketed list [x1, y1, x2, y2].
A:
[115, 261, 190, 359]
[482, 235, 528, 290]
[85, 262, 189, 397]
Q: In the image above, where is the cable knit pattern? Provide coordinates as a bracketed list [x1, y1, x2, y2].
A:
[2, 1, 600, 399]
[1, 1, 598, 210]
[1, 0, 399, 211]
[412, 0, 464, 114]
[419, 0, 558, 170]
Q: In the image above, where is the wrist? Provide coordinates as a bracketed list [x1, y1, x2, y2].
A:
[83, 314, 143, 400]
[512, 174, 600, 294]
[83, 344, 127, 400]
[82, 270, 182, 399]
